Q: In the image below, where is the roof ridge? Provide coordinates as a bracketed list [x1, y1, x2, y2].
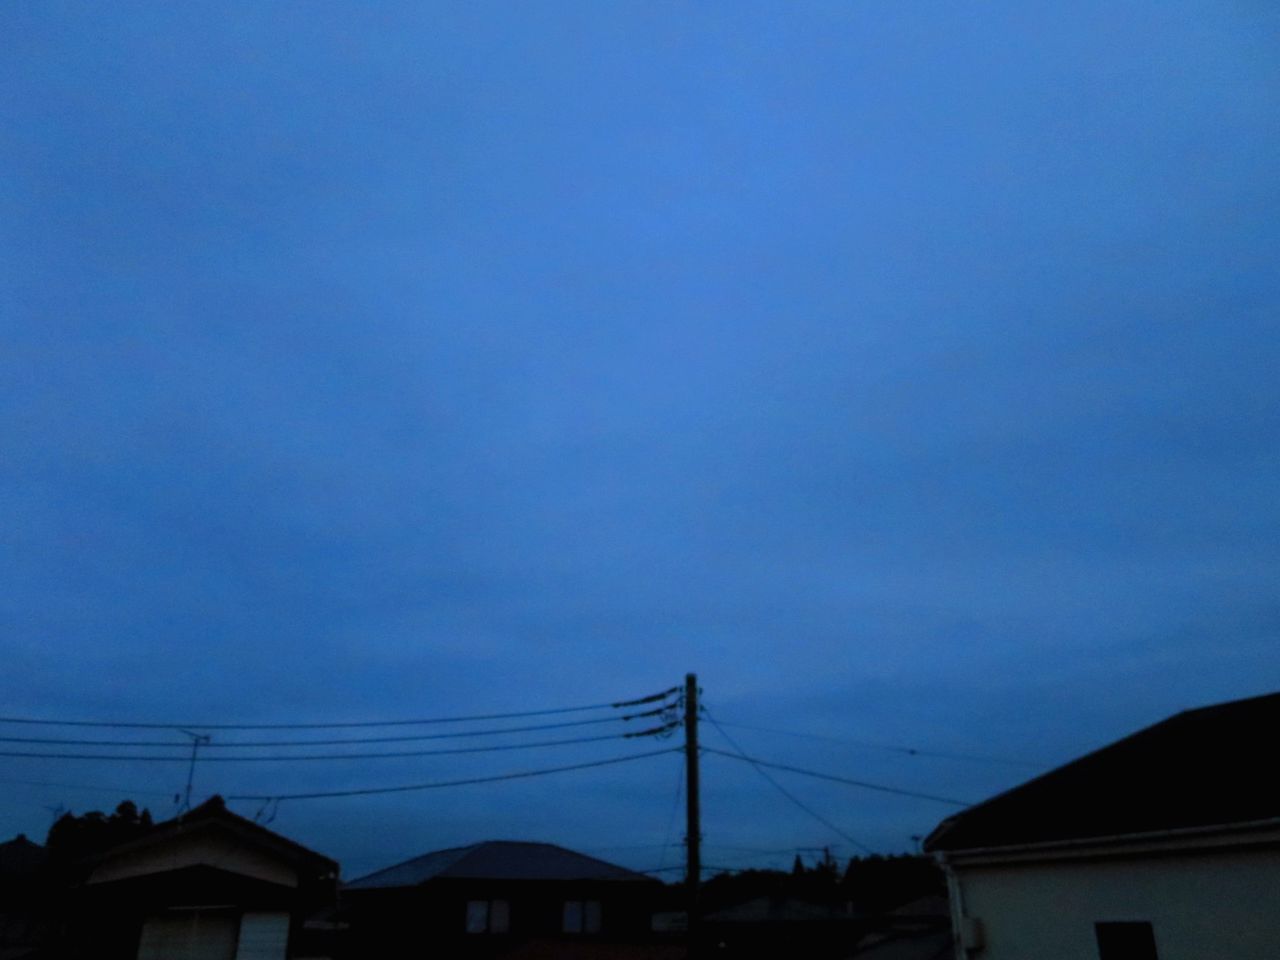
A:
[1167, 688, 1280, 720]
[137, 795, 336, 868]
[925, 689, 1280, 853]
[346, 842, 480, 885]
[346, 839, 655, 887]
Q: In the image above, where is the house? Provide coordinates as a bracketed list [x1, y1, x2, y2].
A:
[1, 833, 50, 958]
[698, 894, 866, 959]
[923, 690, 1280, 960]
[57, 796, 338, 960]
[342, 840, 671, 959]
[848, 895, 953, 959]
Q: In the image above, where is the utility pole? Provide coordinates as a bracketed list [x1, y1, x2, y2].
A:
[179, 730, 211, 813]
[684, 672, 701, 954]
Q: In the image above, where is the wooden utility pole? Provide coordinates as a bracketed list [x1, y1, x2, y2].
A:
[685, 672, 701, 952]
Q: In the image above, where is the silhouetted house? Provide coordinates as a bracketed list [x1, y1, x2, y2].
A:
[1, 833, 50, 958]
[699, 895, 866, 959]
[924, 690, 1280, 960]
[342, 840, 670, 959]
[848, 895, 952, 959]
[58, 796, 338, 960]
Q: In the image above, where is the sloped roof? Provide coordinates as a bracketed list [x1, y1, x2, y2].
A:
[345, 840, 654, 889]
[925, 690, 1280, 853]
[93, 796, 337, 876]
[851, 929, 953, 960]
[702, 896, 860, 924]
[0, 834, 46, 876]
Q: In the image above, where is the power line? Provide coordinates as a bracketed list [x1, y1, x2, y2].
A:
[701, 746, 972, 806]
[0, 724, 679, 763]
[656, 751, 685, 875]
[710, 718, 1041, 769]
[0, 712, 667, 748]
[703, 713, 873, 855]
[226, 746, 681, 801]
[0, 776, 175, 799]
[0, 688, 680, 732]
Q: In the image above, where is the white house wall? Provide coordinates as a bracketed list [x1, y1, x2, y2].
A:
[948, 845, 1280, 960]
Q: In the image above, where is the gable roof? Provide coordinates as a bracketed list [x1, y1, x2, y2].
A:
[925, 690, 1280, 853]
[345, 840, 654, 889]
[93, 796, 337, 877]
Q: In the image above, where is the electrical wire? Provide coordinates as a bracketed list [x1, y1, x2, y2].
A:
[0, 724, 679, 763]
[655, 752, 685, 876]
[226, 746, 682, 801]
[0, 776, 175, 799]
[710, 718, 1041, 769]
[0, 687, 680, 731]
[703, 712, 873, 855]
[701, 746, 972, 806]
[0, 711, 668, 748]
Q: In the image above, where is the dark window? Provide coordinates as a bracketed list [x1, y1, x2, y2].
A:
[1095, 921, 1158, 960]
[562, 900, 602, 934]
[465, 900, 510, 934]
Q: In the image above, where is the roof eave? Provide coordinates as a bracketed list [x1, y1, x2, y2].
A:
[930, 816, 1280, 865]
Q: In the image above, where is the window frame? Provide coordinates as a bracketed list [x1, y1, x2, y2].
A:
[562, 899, 602, 935]
[464, 899, 510, 935]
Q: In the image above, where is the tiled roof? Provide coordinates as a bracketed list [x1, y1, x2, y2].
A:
[345, 840, 653, 889]
[925, 690, 1280, 853]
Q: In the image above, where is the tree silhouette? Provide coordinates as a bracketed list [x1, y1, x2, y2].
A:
[45, 800, 155, 873]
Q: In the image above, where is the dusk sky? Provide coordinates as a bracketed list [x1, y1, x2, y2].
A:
[3, 3, 1278, 880]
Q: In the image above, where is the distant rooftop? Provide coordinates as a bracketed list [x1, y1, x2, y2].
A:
[0, 833, 47, 876]
[703, 896, 862, 924]
[926, 690, 1280, 852]
[345, 840, 655, 889]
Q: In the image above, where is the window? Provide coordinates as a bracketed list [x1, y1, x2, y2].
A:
[137, 911, 239, 960]
[465, 900, 510, 934]
[1095, 921, 1158, 960]
[562, 900, 602, 934]
[235, 913, 290, 960]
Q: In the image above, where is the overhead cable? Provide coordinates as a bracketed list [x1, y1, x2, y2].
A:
[0, 776, 175, 799]
[701, 746, 972, 806]
[655, 751, 685, 875]
[710, 719, 1040, 769]
[703, 713, 872, 855]
[0, 713, 660, 749]
[226, 746, 681, 801]
[0, 724, 679, 763]
[0, 688, 680, 732]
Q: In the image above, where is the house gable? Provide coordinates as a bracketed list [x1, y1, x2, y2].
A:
[88, 823, 302, 888]
[925, 690, 1280, 854]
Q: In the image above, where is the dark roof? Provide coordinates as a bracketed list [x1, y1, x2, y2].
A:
[887, 895, 949, 921]
[926, 690, 1280, 853]
[702, 896, 861, 924]
[850, 929, 953, 960]
[95, 796, 337, 876]
[345, 840, 654, 889]
[0, 834, 47, 876]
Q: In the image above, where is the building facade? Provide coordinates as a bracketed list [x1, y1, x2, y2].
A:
[924, 691, 1280, 960]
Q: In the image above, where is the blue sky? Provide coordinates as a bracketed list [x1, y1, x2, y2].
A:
[2, 2, 1278, 878]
